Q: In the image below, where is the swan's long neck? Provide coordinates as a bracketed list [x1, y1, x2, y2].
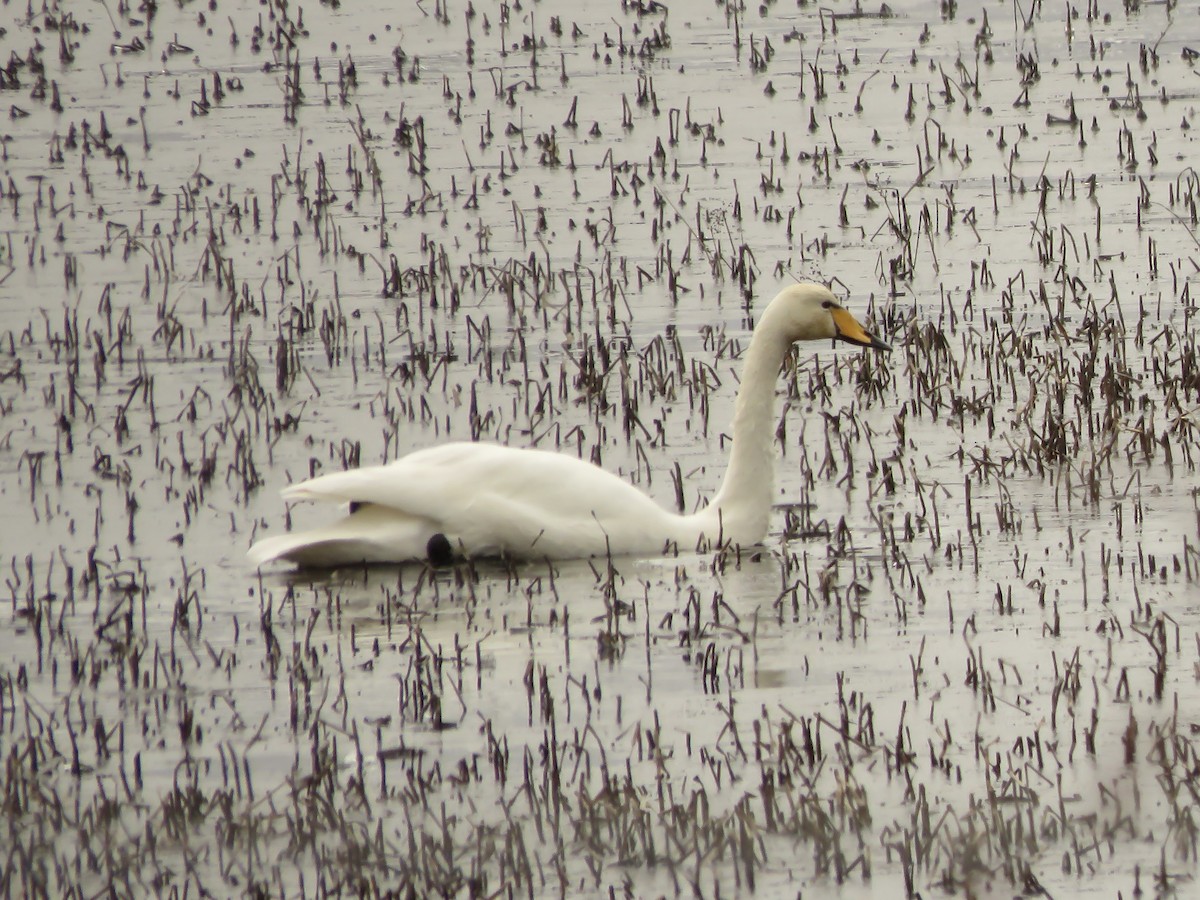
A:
[705, 316, 791, 544]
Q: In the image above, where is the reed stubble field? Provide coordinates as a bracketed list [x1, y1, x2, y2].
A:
[2, 0, 1200, 896]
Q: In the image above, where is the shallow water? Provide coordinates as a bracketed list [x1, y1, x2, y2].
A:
[3, 0, 1200, 895]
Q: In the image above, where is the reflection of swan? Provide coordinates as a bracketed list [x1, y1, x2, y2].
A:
[249, 283, 890, 567]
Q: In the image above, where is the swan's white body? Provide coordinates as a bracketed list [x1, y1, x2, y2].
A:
[249, 284, 888, 567]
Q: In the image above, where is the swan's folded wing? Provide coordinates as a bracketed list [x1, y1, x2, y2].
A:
[282, 442, 652, 515]
[279, 443, 536, 520]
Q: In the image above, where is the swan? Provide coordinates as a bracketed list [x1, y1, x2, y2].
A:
[248, 283, 890, 567]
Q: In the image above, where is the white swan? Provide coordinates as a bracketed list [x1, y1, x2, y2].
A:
[248, 283, 889, 567]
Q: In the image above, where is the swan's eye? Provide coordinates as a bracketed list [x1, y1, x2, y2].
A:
[821, 300, 834, 309]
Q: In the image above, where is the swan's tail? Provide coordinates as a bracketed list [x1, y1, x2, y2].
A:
[248, 504, 434, 567]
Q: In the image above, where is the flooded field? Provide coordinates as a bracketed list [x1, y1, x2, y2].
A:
[2, 0, 1200, 895]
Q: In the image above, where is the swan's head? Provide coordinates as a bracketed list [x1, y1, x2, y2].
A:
[766, 283, 891, 351]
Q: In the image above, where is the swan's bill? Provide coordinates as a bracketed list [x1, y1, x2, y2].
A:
[831, 306, 891, 351]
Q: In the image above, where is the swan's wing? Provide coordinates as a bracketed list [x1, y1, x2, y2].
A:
[281, 442, 680, 558]
[282, 443, 661, 520]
